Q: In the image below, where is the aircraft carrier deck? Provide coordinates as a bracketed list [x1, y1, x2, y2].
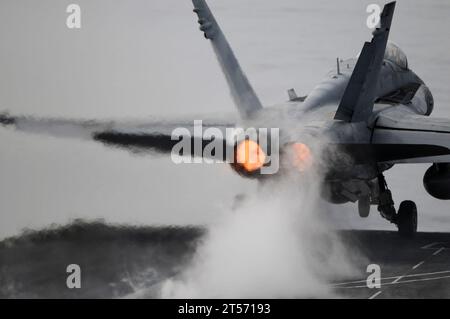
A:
[335, 230, 450, 298]
[1, 222, 449, 298]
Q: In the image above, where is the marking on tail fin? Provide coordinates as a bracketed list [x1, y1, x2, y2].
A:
[192, 0, 263, 119]
[334, 1, 396, 123]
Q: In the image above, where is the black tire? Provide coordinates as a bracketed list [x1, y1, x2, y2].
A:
[358, 196, 370, 218]
[397, 200, 418, 238]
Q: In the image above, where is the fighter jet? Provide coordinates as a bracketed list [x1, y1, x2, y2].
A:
[1, 1, 449, 237]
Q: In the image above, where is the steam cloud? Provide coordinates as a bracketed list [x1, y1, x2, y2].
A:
[159, 138, 360, 298]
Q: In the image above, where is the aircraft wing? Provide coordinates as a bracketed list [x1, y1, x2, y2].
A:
[371, 111, 450, 164]
[0, 113, 236, 161]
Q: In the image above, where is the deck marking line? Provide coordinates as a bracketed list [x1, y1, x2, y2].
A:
[368, 291, 382, 299]
[422, 242, 441, 249]
[412, 261, 425, 270]
[333, 269, 450, 287]
[391, 275, 404, 284]
[336, 274, 450, 289]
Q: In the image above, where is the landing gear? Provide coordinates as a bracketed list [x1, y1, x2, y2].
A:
[358, 196, 370, 218]
[377, 174, 397, 223]
[397, 200, 418, 238]
[376, 173, 418, 238]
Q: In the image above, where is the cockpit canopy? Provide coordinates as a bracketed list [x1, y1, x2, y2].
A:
[384, 42, 408, 70]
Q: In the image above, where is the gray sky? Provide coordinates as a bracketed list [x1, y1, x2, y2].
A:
[0, 0, 450, 238]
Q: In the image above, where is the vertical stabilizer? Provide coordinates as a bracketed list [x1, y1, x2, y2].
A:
[192, 0, 263, 119]
[334, 2, 396, 123]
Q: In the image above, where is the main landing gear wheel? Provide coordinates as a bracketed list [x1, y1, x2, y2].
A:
[397, 200, 418, 238]
[358, 196, 370, 218]
[376, 173, 418, 238]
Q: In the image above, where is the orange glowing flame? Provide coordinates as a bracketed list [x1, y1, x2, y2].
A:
[291, 143, 313, 172]
[235, 140, 266, 172]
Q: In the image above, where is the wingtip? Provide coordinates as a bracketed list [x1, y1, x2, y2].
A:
[192, 0, 205, 9]
[374, 1, 396, 32]
[383, 1, 396, 15]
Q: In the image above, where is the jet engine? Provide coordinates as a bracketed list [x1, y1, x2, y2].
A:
[230, 139, 313, 178]
[231, 139, 268, 178]
[423, 163, 450, 200]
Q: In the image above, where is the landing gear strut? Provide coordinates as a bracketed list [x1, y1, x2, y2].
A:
[377, 173, 417, 237]
[377, 174, 396, 222]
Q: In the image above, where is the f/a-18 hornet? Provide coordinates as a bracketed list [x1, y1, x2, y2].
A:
[1, 1, 449, 237]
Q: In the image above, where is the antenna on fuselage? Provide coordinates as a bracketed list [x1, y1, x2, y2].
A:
[336, 57, 341, 75]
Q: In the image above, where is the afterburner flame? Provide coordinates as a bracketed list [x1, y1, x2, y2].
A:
[235, 140, 266, 172]
[291, 143, 313, 172]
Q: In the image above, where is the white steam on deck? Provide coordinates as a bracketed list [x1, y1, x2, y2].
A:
[159, 136, 361, 298]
